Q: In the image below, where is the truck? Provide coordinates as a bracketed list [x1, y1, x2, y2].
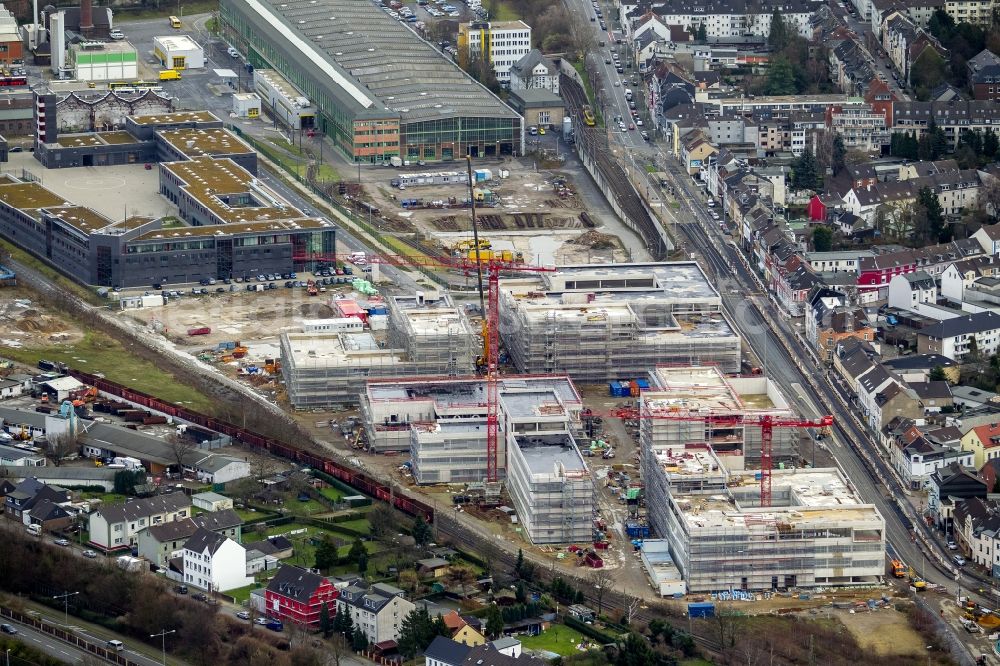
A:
[890, 559, 906, 577]
[112, 456, 144, 471]
[116, 555, 143, 572]
[389, 156, 403, 167]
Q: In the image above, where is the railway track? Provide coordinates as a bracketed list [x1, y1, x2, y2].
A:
[560, 74, 667, 259]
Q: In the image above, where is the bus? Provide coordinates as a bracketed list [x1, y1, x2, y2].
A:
[169, 15, 181, 28]
[582, 105, 596, 127]
[109, 80, 161, 90]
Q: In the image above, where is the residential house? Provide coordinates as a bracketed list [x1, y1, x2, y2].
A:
[804, 250, 872, 274]
[917, 310, 1000, 361]
[508, 50, 559, 95]
[978, 458, 1000, 492]
[425, 635, 472, 666]
[4, 478, 70, 523]
[264, 565, 338, 627]
[887, 271, 937, 311]
[193, 508, 242, 542]
[88, 492, 191, 552]
[336, 580, 415, 645]
[927, 462, 987, 531]
[940, 257, 1000, 301]
[961, 421, 1000, 468]
[833, 339, 880, 393]
[417, 557, 450, 578]
[907, 380, 953, 413]
[507, 89, 565, 130]
[424, 637, 541, 666]
[182, 526, 253, 592]
[894, 435, 974, 489]
[137, 518, 200, 566]
[867, 374, 924, 432]
[244, 535, 294, 561]
[805, 289, 875, 363]
[680, 131, 717, 175]
[973, 223, 1000, 256]
[953, 497, 1000, 565]
[944, 0, 998, 25]
[882, 353, 960, 382]
[441, 610, 486, 646]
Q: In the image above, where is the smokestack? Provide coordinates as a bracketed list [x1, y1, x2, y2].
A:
[79, 0, 93, 36]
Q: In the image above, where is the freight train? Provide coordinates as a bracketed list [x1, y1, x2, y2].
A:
[69, 369, 434, 522]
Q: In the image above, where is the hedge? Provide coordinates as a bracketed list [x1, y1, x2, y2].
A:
[564, 616, 620, 644]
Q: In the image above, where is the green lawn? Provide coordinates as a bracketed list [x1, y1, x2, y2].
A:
[519, 624, 593, 656]
[82, 492, 127, 504]
[336, 519, 371, 535]
[1, 330, 217, 414]
[235, 507, 270, 523]
[287, 498, 328, 516]
[227, 582, 263, 604]
[319, 486, 344, 502]
[336, 540, 381, 557]
[259, 138, 339, 183]
[492, 1, 520, 20]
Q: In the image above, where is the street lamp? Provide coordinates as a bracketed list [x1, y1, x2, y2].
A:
[52, 590, 78, 626]
[150, 629, 176, 666]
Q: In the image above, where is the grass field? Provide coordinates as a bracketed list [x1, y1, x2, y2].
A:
[227, 582, 264, 604]
[336, 519, 372, 535]
[319, 486, 344, 503]
[1, 331, 217, 413]
[260, 138, 339, 183]
[286, 498, 328, 516]
[519, 624, 593, 656]
[81, 492, 127, 504]
[234, 507, 270, 523]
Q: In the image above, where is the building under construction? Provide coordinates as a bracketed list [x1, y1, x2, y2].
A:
[640, 365, 800, 469]
[638, 366, 884, 592]
[647, 454, 885, 592]
[358, 375, 582, 459]
[506, 432, 593, 544]
[280, 292, 477, 408]
[497, 263, 741, 383]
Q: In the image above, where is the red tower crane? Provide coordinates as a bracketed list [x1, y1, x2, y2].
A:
[609, 405, 833, 507]
[368, 252, 555, 482]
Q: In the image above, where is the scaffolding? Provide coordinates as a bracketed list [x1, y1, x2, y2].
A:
[505, 432, 594, 544]
[280, 294, 478, 409]
[498, 264, 742, 382]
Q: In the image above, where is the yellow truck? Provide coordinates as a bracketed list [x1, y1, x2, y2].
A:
[158, 69, 181, 81]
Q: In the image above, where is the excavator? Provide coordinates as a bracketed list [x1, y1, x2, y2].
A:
[452, 239, 492, 253]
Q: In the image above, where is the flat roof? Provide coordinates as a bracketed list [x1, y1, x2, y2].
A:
[158, 128, 254, 157]
[251, 0, 520, 124]
[133, 216, 331, 241]
[649, 443, 728, 478]
[500, 389, 567, 419]
[513, 433, 589, 479]
[158, 156, 308, 225]
[366, 375, 581, 408]
[129, 110, 219, 125]
[254, 68, 309, 104]
[45, 206, 116, 234]
[644, 366, 788, 414]
[674, 468, 881, 530]
[0, 183, 71, 211]
[153, 34, 202, 51]
[284, 332, 406, 367]
[402, 308, 474, 336]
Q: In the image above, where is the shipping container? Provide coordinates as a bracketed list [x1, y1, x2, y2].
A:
[187, 327, 211, 336]
[688, 602, 715, 618]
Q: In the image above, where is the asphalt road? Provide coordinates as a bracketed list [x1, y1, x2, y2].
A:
[3, 622, 99, 665]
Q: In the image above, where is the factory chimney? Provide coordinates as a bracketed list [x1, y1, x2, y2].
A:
[78, 0, 93, 36]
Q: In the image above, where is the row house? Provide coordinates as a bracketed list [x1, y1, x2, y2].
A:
[870, 0, 942, 35]
[805, 289, 875, 362]
[889, 428, 972, 490]
[940, 256, 1000, 301]
[650, 0, 821, 39]
[804, 250, 874, 274]
[972, 222, 1000, 256]
[929, 463, 987, 532]
[954, 498, 1000, 572]
[680, 130, 718, 174]
[88, 492, 191, 552]
[857, 239, 984, 297]
[829, 39, 879, 97]
[881, 11, 947, 86]
[968, 49, 1000, 102]
[891, 100, 1000, 151]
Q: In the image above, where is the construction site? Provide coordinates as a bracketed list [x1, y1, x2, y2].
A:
[362, 166, 629, 265]
[633, 366, 884, 593]
[497, 263, 743, 382]
[280, 291, 479, 408]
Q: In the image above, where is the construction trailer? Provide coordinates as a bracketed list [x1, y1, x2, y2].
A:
[280, 292, 477, 408]
[505, 432, 594, 544]
[498, 263, 742, 383]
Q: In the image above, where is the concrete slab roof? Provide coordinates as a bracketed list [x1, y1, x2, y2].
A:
[255, 0, 519, 124]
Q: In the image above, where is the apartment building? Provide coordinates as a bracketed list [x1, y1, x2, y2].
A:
[918, 310, 1000, 361]
[459, 21, 532, 83]
[336, 581, 415, 645]
[181, 527, 252, 593]
[88, 492, 191, 552]
[944, 0, 997, 25]
[653, 0, 821, 39]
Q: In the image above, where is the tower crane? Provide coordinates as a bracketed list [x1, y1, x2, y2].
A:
[609, 404, 833, 507]
[368, 253, 555, 482]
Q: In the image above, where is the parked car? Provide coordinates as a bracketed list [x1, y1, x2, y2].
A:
[82, 550, 97, 558]
[174, 585, 188, 594]
[192, 592, 208, 601]
[254, 617, 268, 626]
[948, 540, 958, 550]
[227, 46, 240, 58]
[236, 611, 250, 620]
[54, 538, 69, 546]
[954, 555, 966, 566]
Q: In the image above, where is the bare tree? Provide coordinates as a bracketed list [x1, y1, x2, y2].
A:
[567, 9, 594, 62]
[589, 568, 614, 617]
[167, 431, 197, 475]
[325, 633, 351, 666]
[446, 564, 476, 599]
[46, 431, 81, 466]
[979, 174, 1000, 219]
[284, 618, 306, 650]
[621, 587, 641, 626]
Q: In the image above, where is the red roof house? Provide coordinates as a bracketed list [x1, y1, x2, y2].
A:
[264, 565, 338, 627]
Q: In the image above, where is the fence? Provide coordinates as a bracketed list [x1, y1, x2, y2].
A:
[0, 605, 140, 665]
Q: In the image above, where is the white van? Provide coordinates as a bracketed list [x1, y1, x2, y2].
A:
[26, 524, 40, 536]
[106, 640, 124, 652]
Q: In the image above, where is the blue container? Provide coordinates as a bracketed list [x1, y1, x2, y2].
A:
[635, 379, 650, 389]
[688, 602, 716, 618]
